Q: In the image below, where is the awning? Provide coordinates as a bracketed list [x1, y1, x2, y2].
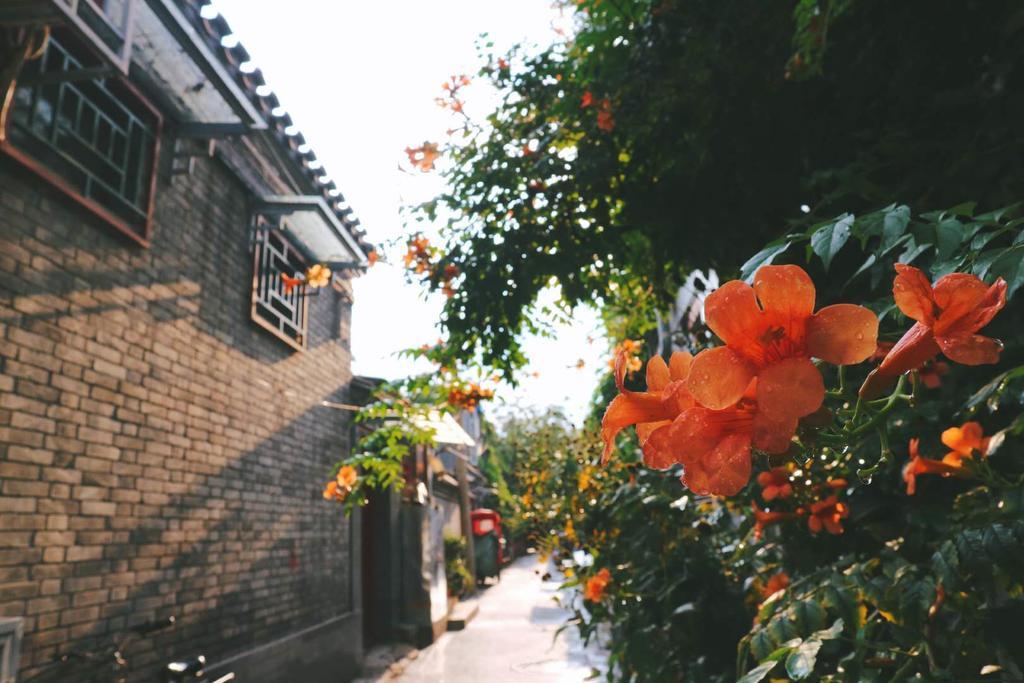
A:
[0, 0, 266, 131]
[254, 195, 367, 268]
[412, 412, 476, 448]
[132, 0, 266, 131]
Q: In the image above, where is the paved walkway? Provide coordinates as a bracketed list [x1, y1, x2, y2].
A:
[392, 555, 608, 682]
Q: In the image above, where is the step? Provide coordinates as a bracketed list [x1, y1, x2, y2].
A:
[446, 598, 480, 631]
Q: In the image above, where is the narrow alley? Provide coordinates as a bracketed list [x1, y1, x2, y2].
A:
[392, 556, 608, 682]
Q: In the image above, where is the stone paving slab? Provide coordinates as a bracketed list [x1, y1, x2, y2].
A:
[389, 555, 608, 682]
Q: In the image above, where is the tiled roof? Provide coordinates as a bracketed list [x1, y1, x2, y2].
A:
[177, 0, 372, 259]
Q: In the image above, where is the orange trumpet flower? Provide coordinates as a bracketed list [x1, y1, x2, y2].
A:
[596, 98, 615, 132]
[940, 421, 990, 466]
[860, 264, 1006, 398]
[280, 273, 303, 294]
[688, 264, 878, 424]
[405, 142, 440, 172]
[323, 465, 358, 502]
[762, 571, 790, 598]
[752, 502, 801, 539]
[756, 467, 793, 501]
[903, 438, 970, 495]
[601, 351, 696, 467]
[807, 496, 849, 534]
[584, 568, 611, 602]
[306, 264, 332, 289]
[337, 465, 358, 488]
[652, 381, 799, 496]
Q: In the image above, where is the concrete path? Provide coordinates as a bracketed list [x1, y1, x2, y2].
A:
[392, 555, 608, 682]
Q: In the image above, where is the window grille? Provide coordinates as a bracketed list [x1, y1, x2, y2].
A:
[251, 225, 309, 351]
[2, 31, 159, 243]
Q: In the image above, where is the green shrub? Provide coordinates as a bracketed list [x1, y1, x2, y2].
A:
[444, 534, 474, 598]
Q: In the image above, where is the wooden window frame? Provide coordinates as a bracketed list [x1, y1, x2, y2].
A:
[0, 29, 161, 247]
[250, 223, 310, 352]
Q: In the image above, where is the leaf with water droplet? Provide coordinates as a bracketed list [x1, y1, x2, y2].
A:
[811, 214, 853, 272]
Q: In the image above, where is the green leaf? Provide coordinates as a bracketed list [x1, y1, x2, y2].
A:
[973, 248, 1006, 279]
[767, 639, 804, 661]
[767, 614, 800, 645]
[812, 618, 845, 641]
[947, 201, 977, 217]
[930, 254, 966, 278]
[792, 599, 827, 634]
[988, 245, 1024, 298]
[898, 577, 933, 626]
[881, 205, 911, 252]
[897, 238, 930, 265]
[737, 660, 779, 683]
[975, 202, 1020, 223]
[750, 629, 776, 661]
[742, 239, 793, 281]
[970, 229, 1003, 251]
[961, 365, 1024, 412]
[811, 214, 853, 271]
[847, 254, 877, 285]
[785, 638, 823, 680]
[931, 542, 960, 589]
[935, 218, 965, 260]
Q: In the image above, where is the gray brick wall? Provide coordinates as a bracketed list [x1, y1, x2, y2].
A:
[0, 143, 357, 680]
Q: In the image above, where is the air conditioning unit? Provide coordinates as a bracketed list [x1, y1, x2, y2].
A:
[0, 0, 136, 73]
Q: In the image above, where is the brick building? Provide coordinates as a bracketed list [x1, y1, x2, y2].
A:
[0, 2, 370, 681]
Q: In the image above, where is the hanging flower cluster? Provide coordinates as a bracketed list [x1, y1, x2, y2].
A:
[404, 235, 434, 273]
[440, 263, 460, 298]
[447, 382, 495, 412]
[580, 90, 615, 132]
[603, 264, 878, 496]
[323, 465, 358, 503]
[402, 235, 461, 298]
[436, 74, 471, 114]
[405, 141, 441, 172]
[751, 475, 850, 537]
[280, 264, 333, 295]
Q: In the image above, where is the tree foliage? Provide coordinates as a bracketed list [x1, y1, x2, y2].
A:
[411, 0, 1024, 377]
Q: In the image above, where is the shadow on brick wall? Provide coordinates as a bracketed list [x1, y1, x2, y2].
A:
[1, 157, 361, 681]
[18, 399, 355, 682]
[0, 157, 350, 367]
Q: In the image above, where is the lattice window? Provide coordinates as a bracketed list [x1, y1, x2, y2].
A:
[251, 225, 309, 351]
[2, 31, 159, 244]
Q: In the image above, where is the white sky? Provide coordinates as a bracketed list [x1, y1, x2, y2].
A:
[211, 0, 605, 425]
